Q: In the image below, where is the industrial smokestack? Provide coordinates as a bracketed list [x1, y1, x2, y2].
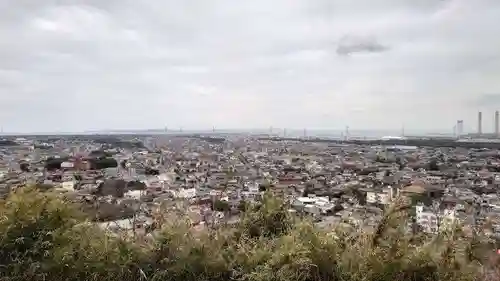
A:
[456, 120, 463, 138]
[478, 111, 483, 136]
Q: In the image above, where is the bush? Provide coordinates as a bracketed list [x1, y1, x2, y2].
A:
[20, 162, 30, 172]
[145, 167, 160, 175]
[212, 200, 231, 212]
[0, 187, 145, 281]
[89, 157, 118, 170]
[44, 157, 69, 171]
[0, 188, 495, 281]
[237, 199, 249, 212]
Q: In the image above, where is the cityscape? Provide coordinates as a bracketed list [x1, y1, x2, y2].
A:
[2, 130, 500, 235]
[2, 0, 500, 280]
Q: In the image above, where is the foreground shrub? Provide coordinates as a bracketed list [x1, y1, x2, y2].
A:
[0, 188, 497, 281]
[0, 187, 145, 281]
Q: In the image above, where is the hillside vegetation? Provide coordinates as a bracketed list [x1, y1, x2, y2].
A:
[0, 187, 499, 281]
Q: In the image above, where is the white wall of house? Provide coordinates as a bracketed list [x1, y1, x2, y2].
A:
[416, 205, 457, 234]
[416, 205, 438, 233]
[176, 188, 197, 199]
[125, 190, 143, 199]
[61, 161, 74, 168]
[61, 181, 75, 191]
[367, 191, 390, 205]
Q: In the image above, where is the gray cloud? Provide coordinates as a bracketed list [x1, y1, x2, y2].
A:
[336, 35, 389, 55]
[0, 0, 499, 133]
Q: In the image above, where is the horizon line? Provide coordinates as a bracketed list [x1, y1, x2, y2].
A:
[0, 127, 459, 135]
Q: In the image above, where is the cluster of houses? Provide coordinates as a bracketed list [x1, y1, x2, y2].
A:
[1, 135, 500, 237]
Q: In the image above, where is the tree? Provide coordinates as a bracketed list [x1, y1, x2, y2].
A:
[428, 158, 439, 171]
[302, 185, 314, 197]
[348, 186, 367, 206]
[212, 200, 231, 212]
[239, 192, 293, 238]
[259, 183, 269, 192]
[45, 157, 68, 171]
[35, 183, 55, 191]
[74, 174, 83, 181]
[396, 157, 406, 170]
[19, 162, 30, 172]
[0, 187, 84, 274]
[0, 187, 144, 280]
[145, 167, 159, 175]
[89, 158, 118, 170]
[237, 200, 248, 212]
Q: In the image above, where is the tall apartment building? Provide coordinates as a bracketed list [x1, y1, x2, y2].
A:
[456, 120, 463, 138]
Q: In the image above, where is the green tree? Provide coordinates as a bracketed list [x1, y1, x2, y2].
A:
[0, 187, 144, 280]
[429, 158, 439, 171]
[213, 200, 231, 212]
[237, 199, 248, 212]
[239, 191, 293, 238]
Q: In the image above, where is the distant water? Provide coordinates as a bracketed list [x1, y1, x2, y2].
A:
[0, 128, 456, 139]
[221, 129, 454, 140]
[109, 129, 418, 139]
[163, 129, 455, 141]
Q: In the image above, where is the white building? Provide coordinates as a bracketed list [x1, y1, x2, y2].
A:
[292, 196, 334, 215]
[60, 161, 74, 169]
[248, 182, 260, 194]
[366, 187, 397, 205]
[61, 181, 75, 191]
[176, 187, 197, 199]
[415, 205, 438, 233]
[415, 204, 457, 234]
[124, 190, 145, 200]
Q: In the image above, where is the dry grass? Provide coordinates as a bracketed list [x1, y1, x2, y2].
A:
[0, 187, 498, 281]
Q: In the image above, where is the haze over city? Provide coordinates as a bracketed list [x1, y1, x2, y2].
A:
[1, 0, 500, 133]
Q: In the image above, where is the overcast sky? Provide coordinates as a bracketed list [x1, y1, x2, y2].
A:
[1, 0, 500, 133]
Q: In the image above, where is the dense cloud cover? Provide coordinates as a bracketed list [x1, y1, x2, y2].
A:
[0, 0, 499, 133]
